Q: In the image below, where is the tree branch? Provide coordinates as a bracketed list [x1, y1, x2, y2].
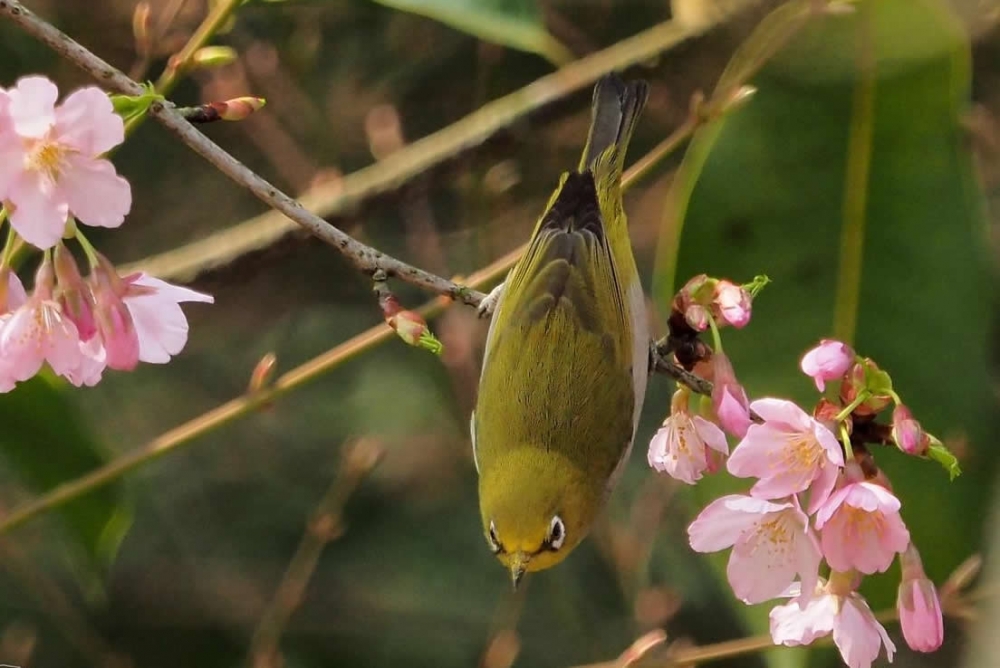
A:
[0, 0, 487, 306]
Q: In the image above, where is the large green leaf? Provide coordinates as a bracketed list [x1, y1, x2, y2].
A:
[0, 374, 132, 581]
[654, 0, 995, 664]
[368, 0, 572, 65]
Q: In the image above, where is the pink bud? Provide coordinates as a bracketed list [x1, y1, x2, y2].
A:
[897, 544, 944, 652]
[892, 404, 926, 455]
[53, 244, 97, 341]
[212, 96, 266, 121]
[684, 303, 709, 331]
[712, 280, 752, 328]
[389, 309, 427, 347]
[88, 253, 139, 371]
[711, 352, 751, 438]
[800, 339, 853, 392]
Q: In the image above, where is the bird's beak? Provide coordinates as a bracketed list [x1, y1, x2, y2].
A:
[509, 551, 529, 589]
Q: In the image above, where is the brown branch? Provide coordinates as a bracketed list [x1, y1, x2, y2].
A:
[0, 0, 487, 307]
[117, 3, 759, 284]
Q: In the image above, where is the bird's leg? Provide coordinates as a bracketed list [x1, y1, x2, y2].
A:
[477, 281, 505, 319]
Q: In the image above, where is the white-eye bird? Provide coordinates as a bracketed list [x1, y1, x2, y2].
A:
[471, 74, 650, 586]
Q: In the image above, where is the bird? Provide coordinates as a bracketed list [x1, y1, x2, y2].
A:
[471, 73, 650, 587]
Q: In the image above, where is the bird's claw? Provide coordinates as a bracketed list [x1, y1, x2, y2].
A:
[477, 283, 504, 319]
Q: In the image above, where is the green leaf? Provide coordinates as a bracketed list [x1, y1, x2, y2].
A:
[0, 374, 132, 578]
[654, 0, 995, 661]
[110, 84, 162, 124]
[367, 0, 573, 66]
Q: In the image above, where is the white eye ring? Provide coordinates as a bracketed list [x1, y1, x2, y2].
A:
[547, 515, 566, 550]
[487, 520, 502, 554]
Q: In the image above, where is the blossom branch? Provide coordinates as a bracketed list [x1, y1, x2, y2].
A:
[0, 0, 487, 306]
[0, 248, 516, 538]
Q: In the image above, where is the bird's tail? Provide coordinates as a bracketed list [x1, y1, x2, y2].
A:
[578, 74, 648, 181]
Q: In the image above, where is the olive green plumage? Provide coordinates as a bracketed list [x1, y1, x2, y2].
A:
[472, 74, 650, 584]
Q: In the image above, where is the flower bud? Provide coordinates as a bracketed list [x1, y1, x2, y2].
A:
[711, 351, 750, 438]
[392, 310, 443, 355]
[212, 97, 266, 121]
[892, 404, 926, 455]
[88, 253, 139, 371]
[897, 544, 944, 653]
[800, 339, 854, 392]
[190, 46, 239, 70]
[54, 244, 97, 341]
[684, 303, 709, 331]
[712, 280, 752, 328]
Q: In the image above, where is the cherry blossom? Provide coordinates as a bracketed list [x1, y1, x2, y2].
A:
[727, 398, 844, 513]
[688, 494, 820, 604]
[0, 76, 130, 249]
[648, 390, 729, 484]
[814, 481, 910, 574]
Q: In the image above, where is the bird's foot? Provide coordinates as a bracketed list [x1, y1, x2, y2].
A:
[477, 282, 504, 319]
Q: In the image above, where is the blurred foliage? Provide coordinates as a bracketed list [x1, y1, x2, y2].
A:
[0, 374, 131, 585]
[0, 1, 996, 668]
[366, 0, 574, 65]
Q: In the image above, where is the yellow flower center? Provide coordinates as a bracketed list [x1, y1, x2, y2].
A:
[841, 506, 883, 539]
[745, 511, 795, 561]
[24, 137, 70, 180]
[771, 434, 822, 474]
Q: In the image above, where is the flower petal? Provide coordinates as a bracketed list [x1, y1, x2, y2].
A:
[8, 76, 58, 138]
[7, 170, 70, 249]
[55, 87, 124, 155]
[687, 494, 785, 552]
[58, 156, 131, 228]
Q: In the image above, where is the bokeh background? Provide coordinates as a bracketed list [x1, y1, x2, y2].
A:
[0, 1, 998, 667]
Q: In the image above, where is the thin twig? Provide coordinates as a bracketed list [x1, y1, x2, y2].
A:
[0, 0, 486, 306]
[249, 439, 384, 668]
[124, 0, 244, 133]
[0, 248, 513, 537]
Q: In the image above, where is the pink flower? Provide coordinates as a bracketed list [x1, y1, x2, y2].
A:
[727, 398, 844, 513]
[63, 336, 107, 387]
[711, 352, 751, 438]
[0, 259, 82, 385]
[53, 243, 96, 341]
[713, 280, 752, 328]
[648, 406, 729, 484]
[892, 404, 926, 456]
[800, 339, 853, 392]
[122, 273, 213, 363]
[0, 268, 28, 391]
[897, 544, 944, 652]
[688, 495, 820, 604]
[771, 584, 895, 668]
[0, 76, 131, 249]
[88, 254, 139, 370]
[814, 481, 910, 574]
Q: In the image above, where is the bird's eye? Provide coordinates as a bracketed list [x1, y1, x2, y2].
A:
[547, 515, 566, 551]
[487, 520, 503, 554]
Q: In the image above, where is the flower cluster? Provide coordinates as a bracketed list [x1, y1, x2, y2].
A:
[650, 276, 954, 668]
[0, 76, 212, 390]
